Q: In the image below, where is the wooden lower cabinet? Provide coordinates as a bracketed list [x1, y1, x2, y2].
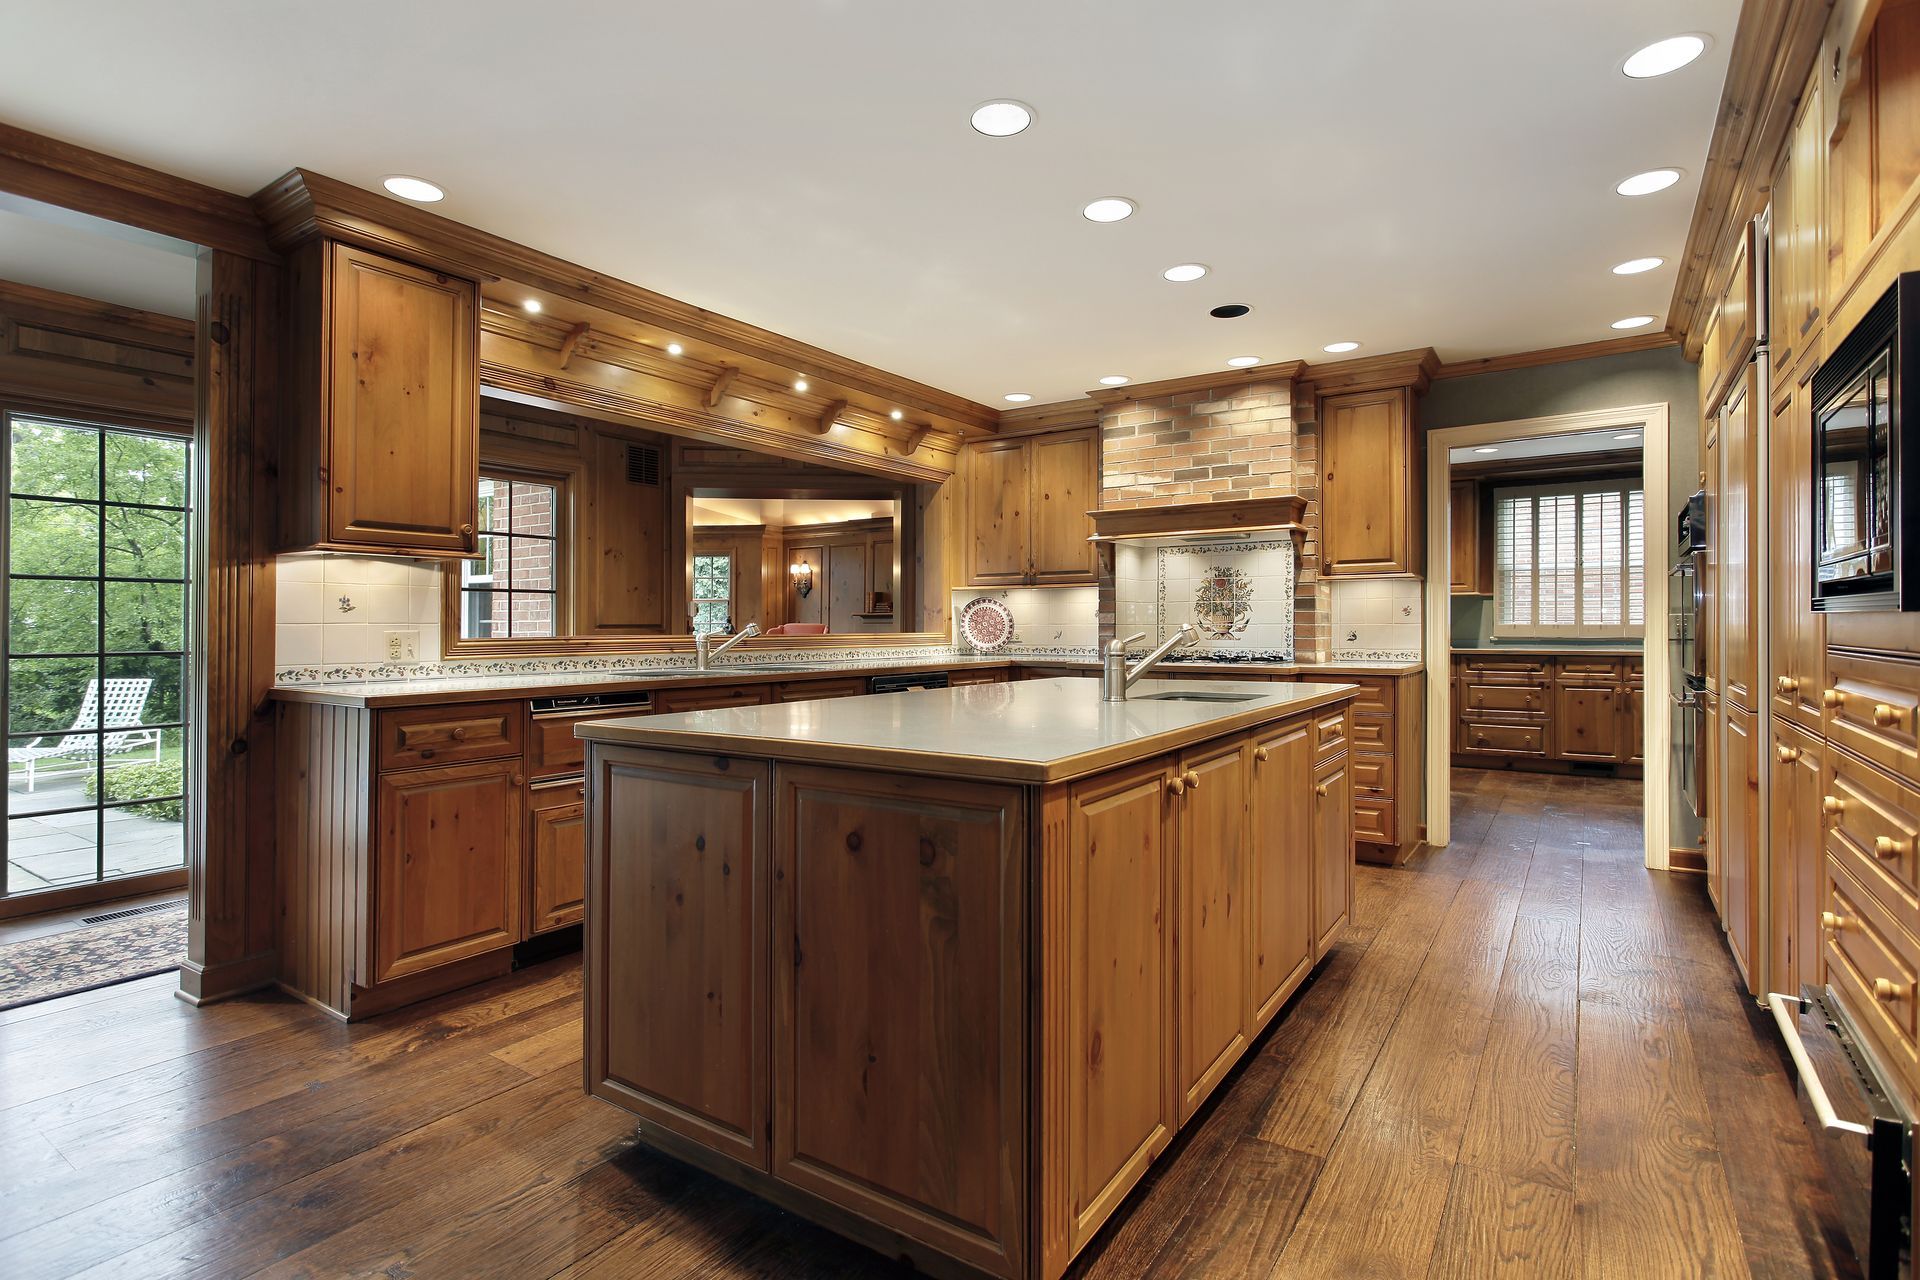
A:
[1554, 683, 1619, 762]
[1452, 654, 1644, 771]
[1769, 722, 1824, 998]
[1174, 737, 1251, 1121]
[1722, 702, 1760, 990]
[1314, 752, 1354, 957]
[527, 777, 586, 934]
[373, 758, 524, 984]
[1249, 720, 1316, 1031]
[589, 746, 770, 1167]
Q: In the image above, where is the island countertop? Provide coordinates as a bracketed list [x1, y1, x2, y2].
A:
[575, 675, 1358, 783]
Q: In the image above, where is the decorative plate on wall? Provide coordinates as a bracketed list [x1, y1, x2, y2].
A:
[958, 596, 1016, 652]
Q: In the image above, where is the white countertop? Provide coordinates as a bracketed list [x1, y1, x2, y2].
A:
[575, 676, 1360, 783]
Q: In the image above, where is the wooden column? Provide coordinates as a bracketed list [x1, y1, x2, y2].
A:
[179, 249, 283, 1004]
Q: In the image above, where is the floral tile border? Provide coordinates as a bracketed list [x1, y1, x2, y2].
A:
[275, 643, 969, 687]
[1327, 648, 1422, 662]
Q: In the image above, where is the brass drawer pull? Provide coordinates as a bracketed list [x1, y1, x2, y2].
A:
[1823, 795, 1846, 817]
[1823, 688, 1846, 710]
[1182, 770, 1201, 790]
[1253, 746, 1270, 763]
[1873, 703, 1906, 729]
[1875, 836, 1909, 859]
[1821, 910, 1849, 932]
[1777, 744, 1800, 764]
[1777, 675, 1799, 694]
[1875, 978, 1907, 1003]
[1166, 776, 1186, 797]
[1314, 782, 1330, 797]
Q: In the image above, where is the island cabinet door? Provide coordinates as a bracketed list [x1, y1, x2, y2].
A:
[1046, 757, 1179, 1267]
[771, 765, 1028, 1279]
[1174, 737, 1251, 1122]
[1248, 719, 1315, 1033]
[587, 747, 770, 1168]
[372, 758, 525, 983]
[1312, 753, 1353, 958]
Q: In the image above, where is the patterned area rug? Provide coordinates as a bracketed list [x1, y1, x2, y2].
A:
[0, 903, 186, 1010]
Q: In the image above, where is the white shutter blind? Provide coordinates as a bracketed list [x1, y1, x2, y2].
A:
[1491, 478, 1645, 639]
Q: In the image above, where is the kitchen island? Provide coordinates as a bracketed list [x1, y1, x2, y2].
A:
[576, 676, 1358, 1279]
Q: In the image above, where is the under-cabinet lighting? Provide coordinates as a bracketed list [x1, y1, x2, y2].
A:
[666, 342, 684, 356]
[890, 409, 905, 420]
[794, 378, 810, 393]
[522, 299, 542, 314]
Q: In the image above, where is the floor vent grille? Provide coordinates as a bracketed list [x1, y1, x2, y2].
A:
[80, 899, 187, 926]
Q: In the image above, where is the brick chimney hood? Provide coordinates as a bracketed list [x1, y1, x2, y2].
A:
[1089, 495, 1307, 542]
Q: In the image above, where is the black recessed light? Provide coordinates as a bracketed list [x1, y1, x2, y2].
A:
[1209, 303, 1252, 319]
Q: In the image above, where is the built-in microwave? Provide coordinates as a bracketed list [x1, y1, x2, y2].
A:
[1814, 272, 1918, 611]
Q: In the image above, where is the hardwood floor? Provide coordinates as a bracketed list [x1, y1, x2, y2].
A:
[0, 770, 1855, 1279]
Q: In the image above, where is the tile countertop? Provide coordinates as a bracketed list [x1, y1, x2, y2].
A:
[575, 677, 1362, 785]
[266, 654, 1424, 708]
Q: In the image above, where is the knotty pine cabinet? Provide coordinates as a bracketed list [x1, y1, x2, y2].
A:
[1448, 480, 1492, 595]
[1249, 719, 1316, 1030]
[1451, 654, 1644, 771]
[527, 778, 587, 934]
[1768, 722, 1824, 1000]
[964, 429, 1099, 586]
[1173, 736, 1251, 1120]
[282, 241, 481, 558]
[1722, 702, 1760, 988]
[1769, 365, 1826, 732]
[1321, 387, 1420, 577]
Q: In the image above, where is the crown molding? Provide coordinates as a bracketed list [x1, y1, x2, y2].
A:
[1431, 331, 1682, 380]
[1083, 359, 1310, 406]
[1300, 347, 1442, 396]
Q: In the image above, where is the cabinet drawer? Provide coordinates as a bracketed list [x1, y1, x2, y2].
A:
[1349, 678, 1394, 718]
[653, 684, 774, 714]
[1354, 797, 1396, 845]
[1460, 659, 1549, 683]
[380, 701, 522, 770]
[1463, 682, 1548, 714]
[1314, 709, 1349, 760]
[1825, 746, 1920, 933]
[1823, 856, 1920, 1087]
[1459, 720, 1548, 757]
[1555, 658, 1623, 683]
[948, 668, 1010, 686]
[1824, 653, 1920, 787]
[1352, 751, 1393, 797]
[773, 677, 869, 702]
[1352, 716, 1390, 751]
[526, 707, 622, 779]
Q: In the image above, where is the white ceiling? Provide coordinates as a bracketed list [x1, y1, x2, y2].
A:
[1448, 428, 1646, 464]
[0, 1, 1734, 403]
[0, 195, 198, 317]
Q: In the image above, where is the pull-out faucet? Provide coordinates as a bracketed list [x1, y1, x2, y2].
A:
[1101, 624, 1198, 701]
[695, 621, 760, 671]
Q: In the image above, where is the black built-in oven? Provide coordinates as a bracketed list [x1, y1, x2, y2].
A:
[1814, 272, 1918, 611]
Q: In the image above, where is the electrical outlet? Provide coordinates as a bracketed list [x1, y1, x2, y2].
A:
[385, 629, 420, 662]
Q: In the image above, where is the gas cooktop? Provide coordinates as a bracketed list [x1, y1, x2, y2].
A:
[1160, 650, 1291, 664]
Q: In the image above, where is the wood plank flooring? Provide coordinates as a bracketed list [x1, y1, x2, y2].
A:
[0, 769, 1857, 1279]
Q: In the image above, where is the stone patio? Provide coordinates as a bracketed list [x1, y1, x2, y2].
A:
[6, 768, 183, 895]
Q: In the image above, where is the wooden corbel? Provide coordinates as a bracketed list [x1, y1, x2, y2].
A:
[817, 400, 848, 435]
[556, 323, 592, 371]
[705, 365, 739, 408]
[898, 425, 932, 456]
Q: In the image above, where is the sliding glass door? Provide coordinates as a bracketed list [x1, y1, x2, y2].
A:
[4, 411, 191, 903]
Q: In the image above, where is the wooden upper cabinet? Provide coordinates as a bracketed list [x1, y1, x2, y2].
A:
[373, 757, 524, 984]
[285, 241, 481, 558]
[1770, 65, 1827, 375]
[964, 429, 1097, 586]
[1321, 388, 1419, 577]
[1449, 480, 1491, 595]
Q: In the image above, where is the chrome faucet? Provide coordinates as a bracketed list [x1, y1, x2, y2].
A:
[695, 621, 760, 671]
[1102, 624, 1198, 702]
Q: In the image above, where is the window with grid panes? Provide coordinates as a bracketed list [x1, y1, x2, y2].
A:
[458, 474, 561, 639]
[1492, 479, 1644, 639]
[690, 553, 733, 635]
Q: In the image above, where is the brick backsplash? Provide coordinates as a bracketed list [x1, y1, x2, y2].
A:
[1098, 377, 1326, 659]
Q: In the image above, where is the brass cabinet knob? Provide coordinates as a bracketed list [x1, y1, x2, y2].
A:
[1182, 770, 1201, 790]
[1821, 910, 1848, 932]
[1253, 746, 1270, 763]
[1167, 776, 1186, 797]
[1777, 675, 1800, 694]
[1777, 744, 1800, 763]
[1875, 978, 1907, 1003]
[1873, 703, 1905, 728]
[1823, 795, 1846, 817]
[1314, 782, 1330, 797]
[576, 784, 586, 798]
[451, 726, 469, 741]
[1875, 836, 1908, 859]
[511, 773, 524, 787]
[1823, 688, 1846, 710]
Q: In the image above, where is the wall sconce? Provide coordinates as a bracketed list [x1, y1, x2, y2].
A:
[790, 560, 814, 598]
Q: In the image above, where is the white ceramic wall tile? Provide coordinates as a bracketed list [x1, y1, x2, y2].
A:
[275, 623, 321, 667]
[278, 552, 444, 668]
[278, 580, 323, 625]
[1327, 577, 1423, 660]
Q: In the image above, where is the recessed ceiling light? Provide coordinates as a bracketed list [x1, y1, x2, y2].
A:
[1613, 432, 1642, 441]
[1004, 393, 1034, 403]
[794, 378, 810, 392]
[1612, 257, 1665, 275]
[1623, 34, 1708, 78]
[1163, 263, 1209, 282]
[1322, 341, 1360, 354]
[970, 100, 1034, 137]
[1611, 315, 1657, 330]
[382, 175, 444, 203]
[1209, 303, 1252, 319]
[1082, 197, 1136, 224]
[890, 409, 905, 421]
[522, 299, 542, 314]
[1099, 375, 1131, 386]
[665, 342, 683, 356]
[1616, 168, 1682, 196]
[1226, 356, 1262, 368]
[1474, 446, 1499, 454]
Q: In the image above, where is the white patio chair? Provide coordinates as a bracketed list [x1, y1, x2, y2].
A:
[6, 678, 160, 792]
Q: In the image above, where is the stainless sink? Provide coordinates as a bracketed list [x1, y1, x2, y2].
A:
[1136, 691, 1262, 703]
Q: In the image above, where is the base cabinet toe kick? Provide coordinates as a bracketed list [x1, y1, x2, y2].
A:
[579, 693, 1355, 1279]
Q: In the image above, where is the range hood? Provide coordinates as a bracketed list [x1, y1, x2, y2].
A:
[1088, 495, 1307, 544]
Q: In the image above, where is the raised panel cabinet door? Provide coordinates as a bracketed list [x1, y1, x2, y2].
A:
[1703, 431, 1720, 697]
[1059, 758, 1177, 1255]
[527, 779, 585, 934]
[1313, 754, 1353, 959]
[1030, 430, 1100, 583]
[966, 437, 1033, 585]
[1769, 726, 1824, 997]
[1249, 720, 1314, 1031]
[1553, 684, 1619, 762]
[1322, 388, 1415, 576]
[324, 244, 479, 555]
[1624, 686, 1646, 765]
[583, 429, 670, 633]
[1175, 738, 1250, 1121]
[1723, 704, 1760, 992]
[1448, 480, 1480, 594]
[373, 758, 524, 983]
[1722, 368, 1760, 712]
[588, 747, 769, 1167]
[772, 765, 1027, 1277]
[1770, 371, 1827, 728]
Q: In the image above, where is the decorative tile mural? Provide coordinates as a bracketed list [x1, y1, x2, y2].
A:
[1117, 538, 1296, 659]
[1191, 564, 1254, 639]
